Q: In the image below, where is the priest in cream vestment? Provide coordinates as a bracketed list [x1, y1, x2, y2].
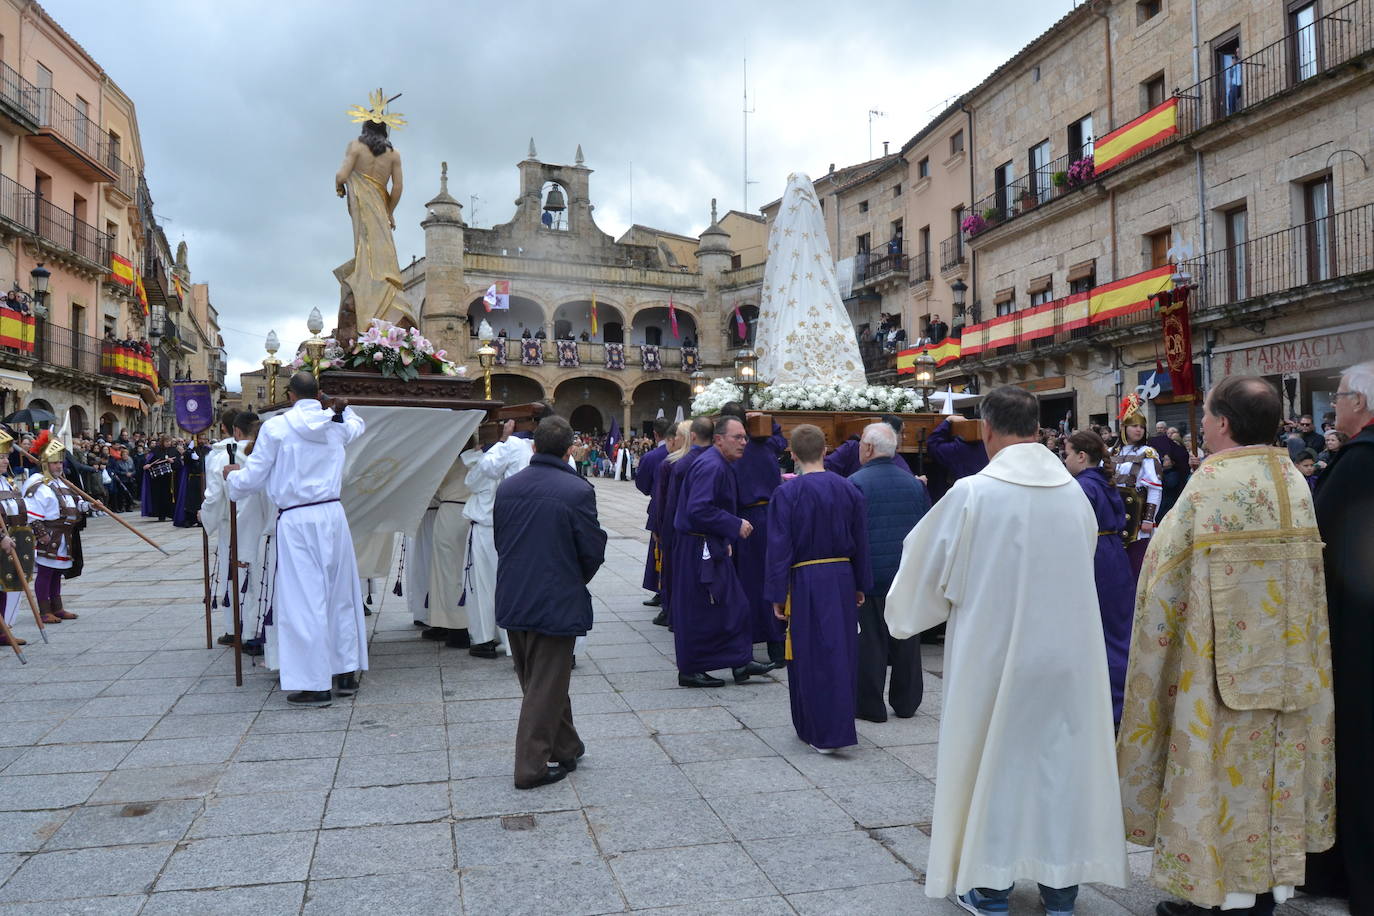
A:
[885, 386, 1126, 904]
[1118, 376, 1334, 914]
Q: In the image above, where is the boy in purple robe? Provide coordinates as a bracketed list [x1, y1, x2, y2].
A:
[765, 424, 872, 753]
[1064, 430, 1134, 726]
[671, 415, 771, 689]
[719, 403, 787, 665]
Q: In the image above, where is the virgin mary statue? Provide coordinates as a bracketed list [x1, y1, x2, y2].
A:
[333, 89, 418, 339]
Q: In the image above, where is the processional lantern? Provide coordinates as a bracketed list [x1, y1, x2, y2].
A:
[476, 340, 497, 401]
[302, 308, 327, 380]
[263, 330, 282, 405]
[913, 351, 937, 407]
[690, 370, 707, 396]
[733, 348, 760, 409]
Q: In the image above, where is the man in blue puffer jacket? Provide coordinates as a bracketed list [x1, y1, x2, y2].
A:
[848, 421, 931, 722]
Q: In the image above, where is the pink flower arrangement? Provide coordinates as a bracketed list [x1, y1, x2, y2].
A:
[293, 319, 464, 380]
[1067, 157, 1095, 187]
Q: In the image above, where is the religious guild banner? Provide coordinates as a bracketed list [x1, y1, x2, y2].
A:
[493, 338, 507, 367]
[173, 381, 214, 433]
[681, 347, 699, 372]
[557, 340, 580, 368]
[604, 342, 625, 370]
[1159, 289, 1197, 399]
[520, 339, 542, 367]
[642, 344, 661, 371]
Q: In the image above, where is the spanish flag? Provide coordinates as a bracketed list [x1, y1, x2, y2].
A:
[171, 273, 187, 302]
[0, 305, 34, 352]
[590, 291, 598, 336]
[135, 274, 148, 315]
[1088, 265, 1174, 323]
[110, 254, 135, 287]
[897, 338, 961, 373]
[1094, 98, 1178, 173]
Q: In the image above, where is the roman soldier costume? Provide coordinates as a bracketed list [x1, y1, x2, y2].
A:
[0, 428, 35, 646]
[25, 431, 87, 623]
[1111, 392, 1162, 579]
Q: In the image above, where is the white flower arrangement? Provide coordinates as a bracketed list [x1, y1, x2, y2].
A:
[690, 377, 743, 415]
[690, 377, 926, 415]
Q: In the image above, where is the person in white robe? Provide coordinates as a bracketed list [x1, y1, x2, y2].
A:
[225, 372, 366, 707]
[463, 448, 506, 658]
[201, 411, 254, 644]
[422, 452, 472, 646]
[404, 501, 437, 625]
[884, 385, 1127, 914]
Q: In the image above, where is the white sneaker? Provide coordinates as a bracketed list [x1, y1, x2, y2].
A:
[810, 744, 834, 755]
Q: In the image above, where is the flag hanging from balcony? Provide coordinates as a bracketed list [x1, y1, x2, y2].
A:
[172, 380, 214, 434]
[110, 254, 135, 288]
[590, 291, 598, 335]
[668, 296, 680, 338]
[135, 274, 148, 316]
[483, 281, 510, 311]
[1088, 265, 1173, 323]
[897, 339, 961, 374]
[171, 273, 187, 302]
[0, 306, 35, 353]
[1157, 287, 1197, 399]
[1094, 98, 1178, 174]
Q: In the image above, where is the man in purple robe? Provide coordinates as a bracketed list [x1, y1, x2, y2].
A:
[926, 414, 989, 502]
[636, 418, 672, 609]
[671, 415, 773, 689]
[658, 418, 712, 629]
[824, 414, 914, 477]
[719, 403, 787, 666]
[765, 424, 871, 752]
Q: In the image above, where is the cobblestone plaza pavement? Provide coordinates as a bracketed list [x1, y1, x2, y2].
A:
[0, 479, 1351, 915]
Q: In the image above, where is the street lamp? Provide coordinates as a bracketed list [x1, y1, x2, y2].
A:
[733, 348, 759, 410]
[913, 351, 937, 408]
[476, 340, 497, 401]
[263, 330, 282, 405]
[303, 308, 327, 379]
[950, 278, 968, 318]
[29, 263, 50, 319]
[690, 370, 707, 397]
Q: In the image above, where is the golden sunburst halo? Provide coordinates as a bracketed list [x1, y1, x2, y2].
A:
[347, 88, 406, 129]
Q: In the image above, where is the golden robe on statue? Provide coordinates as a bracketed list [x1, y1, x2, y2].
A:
[338, 170, 417, 330]
[1117, 446, 1335, 908]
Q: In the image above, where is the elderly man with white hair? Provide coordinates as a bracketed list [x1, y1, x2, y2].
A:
[1302, 359, 1374, 915]
[848, 421, 931, 722]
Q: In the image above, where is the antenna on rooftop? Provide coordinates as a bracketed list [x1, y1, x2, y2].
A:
[868, 109, 887, 159]
[743, 56, 758, 211]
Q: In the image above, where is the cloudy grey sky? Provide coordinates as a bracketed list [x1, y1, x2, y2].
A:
[45, 0, 1071, 388]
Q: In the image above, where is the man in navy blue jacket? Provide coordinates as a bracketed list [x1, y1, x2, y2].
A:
[848, 421, 931, 722]
[495, 415, 607, 789]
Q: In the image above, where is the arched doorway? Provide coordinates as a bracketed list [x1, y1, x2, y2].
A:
[631, 379, 691, 436]
[554, 376, 623, 437]
[466, 294, 545, 340]
[491, 373, 545, 406]
[67, 405, 87, 436]
[553, 299, 626, 343]
[569, 405, 602, 434]
[22, 398, 54, 431]
[728, 303, 759, 348]
[631, 306, 698, 348]
[99, 412, 117, 437]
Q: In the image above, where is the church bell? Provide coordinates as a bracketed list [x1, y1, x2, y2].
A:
[543, 184, 567, 213]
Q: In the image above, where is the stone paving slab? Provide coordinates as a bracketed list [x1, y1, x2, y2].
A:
[0, 479, 1354, 915]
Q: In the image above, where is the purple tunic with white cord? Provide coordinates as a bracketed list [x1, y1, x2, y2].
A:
[823, 438, 914, 477]
[671, 446, 751, 674]
[1074, 465, 1135, 726]
[764, 471, 872, 749]
[733, 424, 787, 646]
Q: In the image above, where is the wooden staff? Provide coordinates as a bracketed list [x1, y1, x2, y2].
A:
[0, 513, 45, 643]
[199, 444, 212, 650]
[0, 598, 24, 663]
[14, 449, 168, 555]
[227, 442, 242, 686]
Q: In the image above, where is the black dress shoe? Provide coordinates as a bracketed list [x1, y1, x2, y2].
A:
[411, 618, 425, 626]
[445, 628, 471, 649]
[856, 711, 888, 723]
[363, 606, 373, 617]
[420, 627, 450, 642]
[469, 641, 498, 659]
[557, 747, 587, 771]
[242, 641, 265, 657]
[333, 672, 360, 696]
[678, 672, 725, 688]
[1156, 902, 1212, 916]
[651, 609, 669, 627]
[286, 690, 332, 707]
[643, 594, 662, 607]
[216, 633, 237, 646]
[732, 661, 773, 684]
[515, 764, 569, 790]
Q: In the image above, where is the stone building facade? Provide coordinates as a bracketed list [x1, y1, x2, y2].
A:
[401, 144, 765, 435]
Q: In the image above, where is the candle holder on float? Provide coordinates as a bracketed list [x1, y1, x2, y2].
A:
[263, 330, 282, 405]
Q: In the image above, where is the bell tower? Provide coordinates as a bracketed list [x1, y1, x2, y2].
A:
[420, 162, 467, 359]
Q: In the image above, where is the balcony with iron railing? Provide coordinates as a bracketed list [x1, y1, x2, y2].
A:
[31, 87, 117, 183]
[106, 155, 137, 201]
[964, 0, 1373, 243]
[0, 60, 38, 130]
[956, 202, 1374, 368]
[940, 234, 966, 272]
[855, 249, 912, 288]
[39, 324, 102, 376]
[0, 173, 112, 270]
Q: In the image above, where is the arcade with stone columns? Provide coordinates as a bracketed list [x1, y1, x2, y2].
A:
[404, 142, 767, 434]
